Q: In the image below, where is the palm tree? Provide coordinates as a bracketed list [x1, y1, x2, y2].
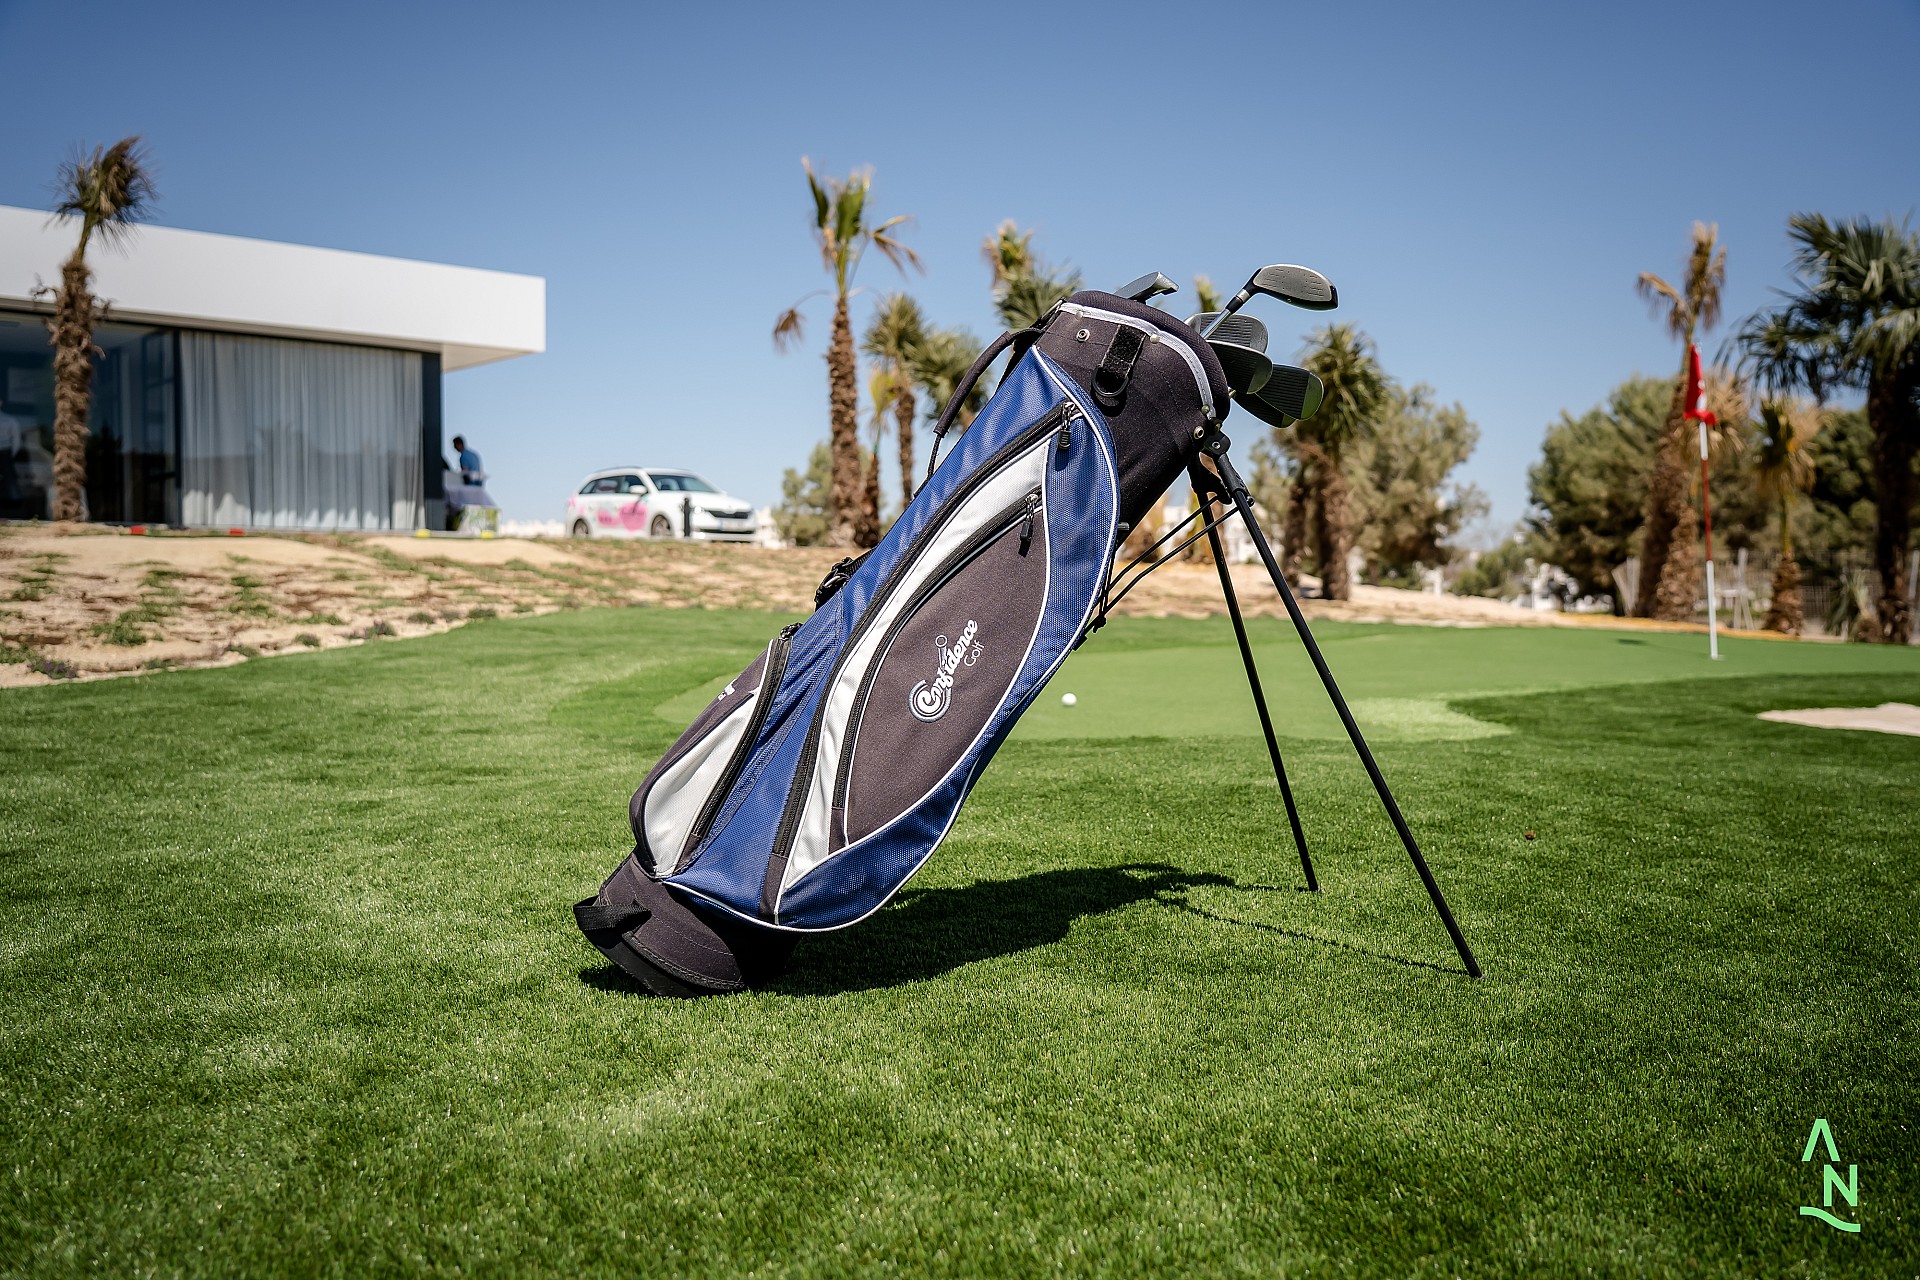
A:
[1734, 214, 1920, 643]
[773, 161, 920, 548]
[1192, 275, 1223, 315]
[47, 137, 156, 522]
[909, 326, 989, 464]
[1632, 222, 1726, 619]
[1751, 399, 1821, 635]
[862, 294, 926, 509]
[1297, 324, 1387, 600]
[982, 220, 1080, 329]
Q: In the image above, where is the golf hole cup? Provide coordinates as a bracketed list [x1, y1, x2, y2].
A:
[1061, 693, 1077, 706]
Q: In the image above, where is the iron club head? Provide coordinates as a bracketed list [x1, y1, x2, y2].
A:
[1206, 338, 1274, 397]
[1234, 363, 1326, 429]
[1184, 312, 1268, 353]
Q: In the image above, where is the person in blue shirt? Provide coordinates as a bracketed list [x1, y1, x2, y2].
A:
[452, 435, 484, 484]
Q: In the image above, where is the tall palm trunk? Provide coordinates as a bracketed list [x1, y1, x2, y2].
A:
[856, 433, 882, 548]
[826, 294, 863, 548]
[1315, 458, 1354, 600]
[1867, 374, 1917, 644]
[1764, 498, 1802, 636]
[894, 386, 916, 510]
[1636, 377, 1699, 619]
[1279, 471, 1309, 589]
[51, 255, 96, 522]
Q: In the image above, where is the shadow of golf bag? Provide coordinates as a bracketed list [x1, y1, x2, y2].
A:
[575, 291, 1230, 995]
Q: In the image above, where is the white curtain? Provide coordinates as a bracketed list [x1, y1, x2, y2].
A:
[180, 333, 422, 530]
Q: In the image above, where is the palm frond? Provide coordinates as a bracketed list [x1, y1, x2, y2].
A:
[772, 304, 808, 352]
[1686, 221, 1726, 334]
[1635, 272, 1686, 336]
[51, 136, 156, 253]
[1193, 274, 1222, 315]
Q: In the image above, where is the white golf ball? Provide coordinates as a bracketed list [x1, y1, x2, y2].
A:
[1061, 693, 1077, 706]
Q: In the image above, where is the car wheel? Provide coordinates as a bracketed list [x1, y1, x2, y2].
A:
[570, 519, 591, 538]
[650, 514, 675, 539]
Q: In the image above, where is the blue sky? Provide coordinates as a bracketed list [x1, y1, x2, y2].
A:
[2, 0, 1915, 531]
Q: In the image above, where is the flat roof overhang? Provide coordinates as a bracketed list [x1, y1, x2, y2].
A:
[0, 205, 544, 371]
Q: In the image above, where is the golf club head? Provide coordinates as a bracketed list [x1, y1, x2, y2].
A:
[1114, 271, 1178, 303]
[1206, 339, 1273, 396]
[1239, 264, 1338, 311]
[1248, 364, 1325, 423]
[1184, 312, 1268, 353]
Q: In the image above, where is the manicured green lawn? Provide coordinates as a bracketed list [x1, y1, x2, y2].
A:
[3, 609, 1915, 1277]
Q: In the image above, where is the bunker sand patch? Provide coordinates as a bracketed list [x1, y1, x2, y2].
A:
[1758, 702, 1920, 737]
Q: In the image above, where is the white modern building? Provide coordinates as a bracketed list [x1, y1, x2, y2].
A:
[0, 206, 543, 530]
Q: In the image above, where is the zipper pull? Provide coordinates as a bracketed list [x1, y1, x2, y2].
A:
[1018, 492, 1041, 555]
[1056, 410, 1077, 452]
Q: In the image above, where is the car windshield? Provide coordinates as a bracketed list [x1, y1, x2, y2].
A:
[647, 472, 717, 494]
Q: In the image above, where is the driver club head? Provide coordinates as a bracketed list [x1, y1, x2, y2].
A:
[1114, 271, 1178, 303]
[1235, 264, 1338, 312]
[1206, 338, 1273, 397]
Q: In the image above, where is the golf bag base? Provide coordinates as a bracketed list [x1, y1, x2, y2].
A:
[574, 853, 796, 996]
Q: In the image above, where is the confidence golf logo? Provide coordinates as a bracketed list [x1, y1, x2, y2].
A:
[1800, 1118, 1860, 1233]
[910, 621, 982, 722]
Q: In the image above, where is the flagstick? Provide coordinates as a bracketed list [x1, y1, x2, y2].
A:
[1700, 418, 1719, 661]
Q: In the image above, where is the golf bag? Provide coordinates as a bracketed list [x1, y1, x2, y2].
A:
[575, 291, 1230, 995]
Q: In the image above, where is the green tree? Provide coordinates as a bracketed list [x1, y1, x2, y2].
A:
[982, 221, 1081, 329]
[1192, 275, 1223, 315]
[861, 294, 926, 510]
[1295, 324, 1387, 600]
[1525, 377, 1671, 605]
[47, 137, 156, 522]
[1454, 534, 1539, 599]
[774, 442, 832, 546]
[1633, 222, 1727, 619]
[1733, 214, 1920, 642]
[1751, 398, 1821, 634]
[773, 161, 920, 549]
[1347, 383, 1489, 580]
[909, 326, 989, 474]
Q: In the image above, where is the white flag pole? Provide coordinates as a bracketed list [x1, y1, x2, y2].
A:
[1700, 417, 1719, 660]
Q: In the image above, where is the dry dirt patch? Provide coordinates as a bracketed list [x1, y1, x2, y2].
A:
[2, 524, 1718, 688]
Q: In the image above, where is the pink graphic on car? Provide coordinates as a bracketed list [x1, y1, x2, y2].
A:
[596, 499, 649, 529]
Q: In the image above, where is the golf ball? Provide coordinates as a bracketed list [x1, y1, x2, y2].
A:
[1061, 693, 1077, 706]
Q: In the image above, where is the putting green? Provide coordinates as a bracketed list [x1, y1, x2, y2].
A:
[654, 617, 1920, 742]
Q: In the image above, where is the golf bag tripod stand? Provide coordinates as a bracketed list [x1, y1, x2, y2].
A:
[1095, 428, 1483, 980]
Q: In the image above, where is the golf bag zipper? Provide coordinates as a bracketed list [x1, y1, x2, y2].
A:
[761, 401, 1078, 915]
[680, 623, 800, 861]
[1055, 301, 1217, 420]
[829, 488, 1043, 817]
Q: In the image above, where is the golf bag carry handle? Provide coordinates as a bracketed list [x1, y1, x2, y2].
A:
[923, 323, 1042, 482]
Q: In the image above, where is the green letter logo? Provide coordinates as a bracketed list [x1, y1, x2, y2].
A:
[1799, 1118, 1860, 1234]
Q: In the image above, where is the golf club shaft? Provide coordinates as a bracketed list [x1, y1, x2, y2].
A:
[1208, 443, 1483, 979]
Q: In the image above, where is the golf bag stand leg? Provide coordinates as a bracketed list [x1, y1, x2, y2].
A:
[1190, 462, 1318, 892]
[1201, 434, 1483, 979]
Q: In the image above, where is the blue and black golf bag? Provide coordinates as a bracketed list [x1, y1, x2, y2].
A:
[575, 292, 1231, 995]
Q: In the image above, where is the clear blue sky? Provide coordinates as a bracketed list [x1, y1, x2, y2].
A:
[2, 0, 1915, 531]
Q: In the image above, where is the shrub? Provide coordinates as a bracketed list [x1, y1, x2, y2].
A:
[226, 643, 261, 659]
[294, 632, 322, 648]
[408, 611, 436, 624]
[300, 612, 346, 626]
[467, 606, 498, 620]
[29, 655, 78, 680]
[90, 612, 151, 646]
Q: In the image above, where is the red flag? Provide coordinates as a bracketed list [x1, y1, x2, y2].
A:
[1683, 343, 1717, 425]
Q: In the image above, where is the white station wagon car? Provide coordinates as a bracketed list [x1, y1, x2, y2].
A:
[565, 468, 757, 541]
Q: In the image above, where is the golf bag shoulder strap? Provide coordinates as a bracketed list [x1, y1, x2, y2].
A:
[923, 322, 1043, 481]
[813, 551, 871, 608]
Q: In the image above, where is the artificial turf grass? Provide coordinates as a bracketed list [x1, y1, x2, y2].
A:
[2, 608, 1915, 1277]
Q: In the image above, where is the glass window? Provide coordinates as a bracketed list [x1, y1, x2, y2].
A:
[0, 310, 176, 523]
[590, 476, 622, 494]
[578, 480, 599, 494]
[621, 475, 646, 493]
[647, 472, 717, 493]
